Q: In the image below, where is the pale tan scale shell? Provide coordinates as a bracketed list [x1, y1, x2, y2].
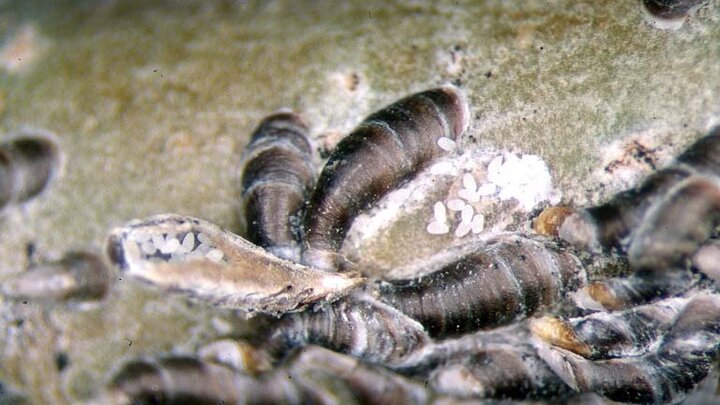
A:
[106, 214, 364, 316]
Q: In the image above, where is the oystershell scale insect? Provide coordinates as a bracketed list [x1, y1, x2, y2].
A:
[240, 111, 316, 262]
[302, 86, 470, 271]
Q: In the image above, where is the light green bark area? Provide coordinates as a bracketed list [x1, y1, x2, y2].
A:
[0, 0, 718, 402]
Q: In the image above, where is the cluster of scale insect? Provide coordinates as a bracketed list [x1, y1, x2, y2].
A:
[98, 72, 720, 405]
[1, 2, 718, 399]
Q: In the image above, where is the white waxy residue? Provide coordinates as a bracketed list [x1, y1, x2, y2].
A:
[485, 153, 561, 211]
[437, 137, 457, 152]
[477, 183, 497, 196]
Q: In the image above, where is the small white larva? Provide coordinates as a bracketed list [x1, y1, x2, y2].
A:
[487, 155, 504, 177]
[454, 222, 471, 237]
[437, 137, 456, 152]
[446, 198, 465, 211]
[426, 221, 450, 235]
[160, 238, 180, 254]
[471, 214, 485, 234]
[460, 205, 474, 224]
[430, 161, 454, 175]
[457, 188, 480, 203]
[180, 232, 195, 252]
[140, 240, 156, 255]
[462, 173, 477, 192]
[433, 201, 447, 223]
[206, 249, 224, 263]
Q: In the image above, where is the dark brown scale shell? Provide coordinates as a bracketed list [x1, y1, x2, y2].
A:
[574, 270, 695, 311]
[241, 112, 316, 262]
[270, 294, 430, 365]
[556, 127, 720, 262]
[289, 346, 429, 404]
[538, 293, 720, 404]
[378, 236, 585, 338]
[628, 176, 720, 271]
[431, 344, 570, 400]
[106, 346, 428, 404]
[0, 133, 61, 210]
[270, 235, 586, 366]
[106, 356, 250, 404]
[302, 86, 469, 270]
[583, 165, 693, 252]
[532, 296, 688, 360]
[642, 0, 709, 20]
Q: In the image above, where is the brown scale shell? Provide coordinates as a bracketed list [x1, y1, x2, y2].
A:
[270, 234, 587, 365]
[642, 0, 709, 20]
[0, 251, 110, 303]
[240, 111, 316, 262]
[532, 296, 689, 360]
[536, 293, 720, 404]
[378, 235, 586, 338]
[0, 132, 61, 210]
[430, 344, 570, 400]
[538, 127, 720, 273]
[104, 346, 428, 404]
[301, 86, 470, 271]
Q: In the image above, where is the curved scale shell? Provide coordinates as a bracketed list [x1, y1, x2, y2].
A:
[430, 344, 569, 400]
[302, 86, 470, 271]
[288, 346, 429, 404]
[642, 0, 709, 20]
[270, 293, 430, 365]
[536, 293, 720, 404]
[105, 346, 428, 405]
[532, 296, 689, 360]
[106, 214, 364, 316]
[571, 271, 695, 311]
[0, 251, 110, 302]
[0, 132, 61, 210]
[270, 235, 587, 366]
[627, 175, 720, 271]
[539, 127, 720, 268]
[105, 356, 248, 404]
[377, 235, 586, 338]
[240, 112, 316, 262]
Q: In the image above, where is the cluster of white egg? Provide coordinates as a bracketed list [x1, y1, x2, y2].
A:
[425, 136, 561, 237]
